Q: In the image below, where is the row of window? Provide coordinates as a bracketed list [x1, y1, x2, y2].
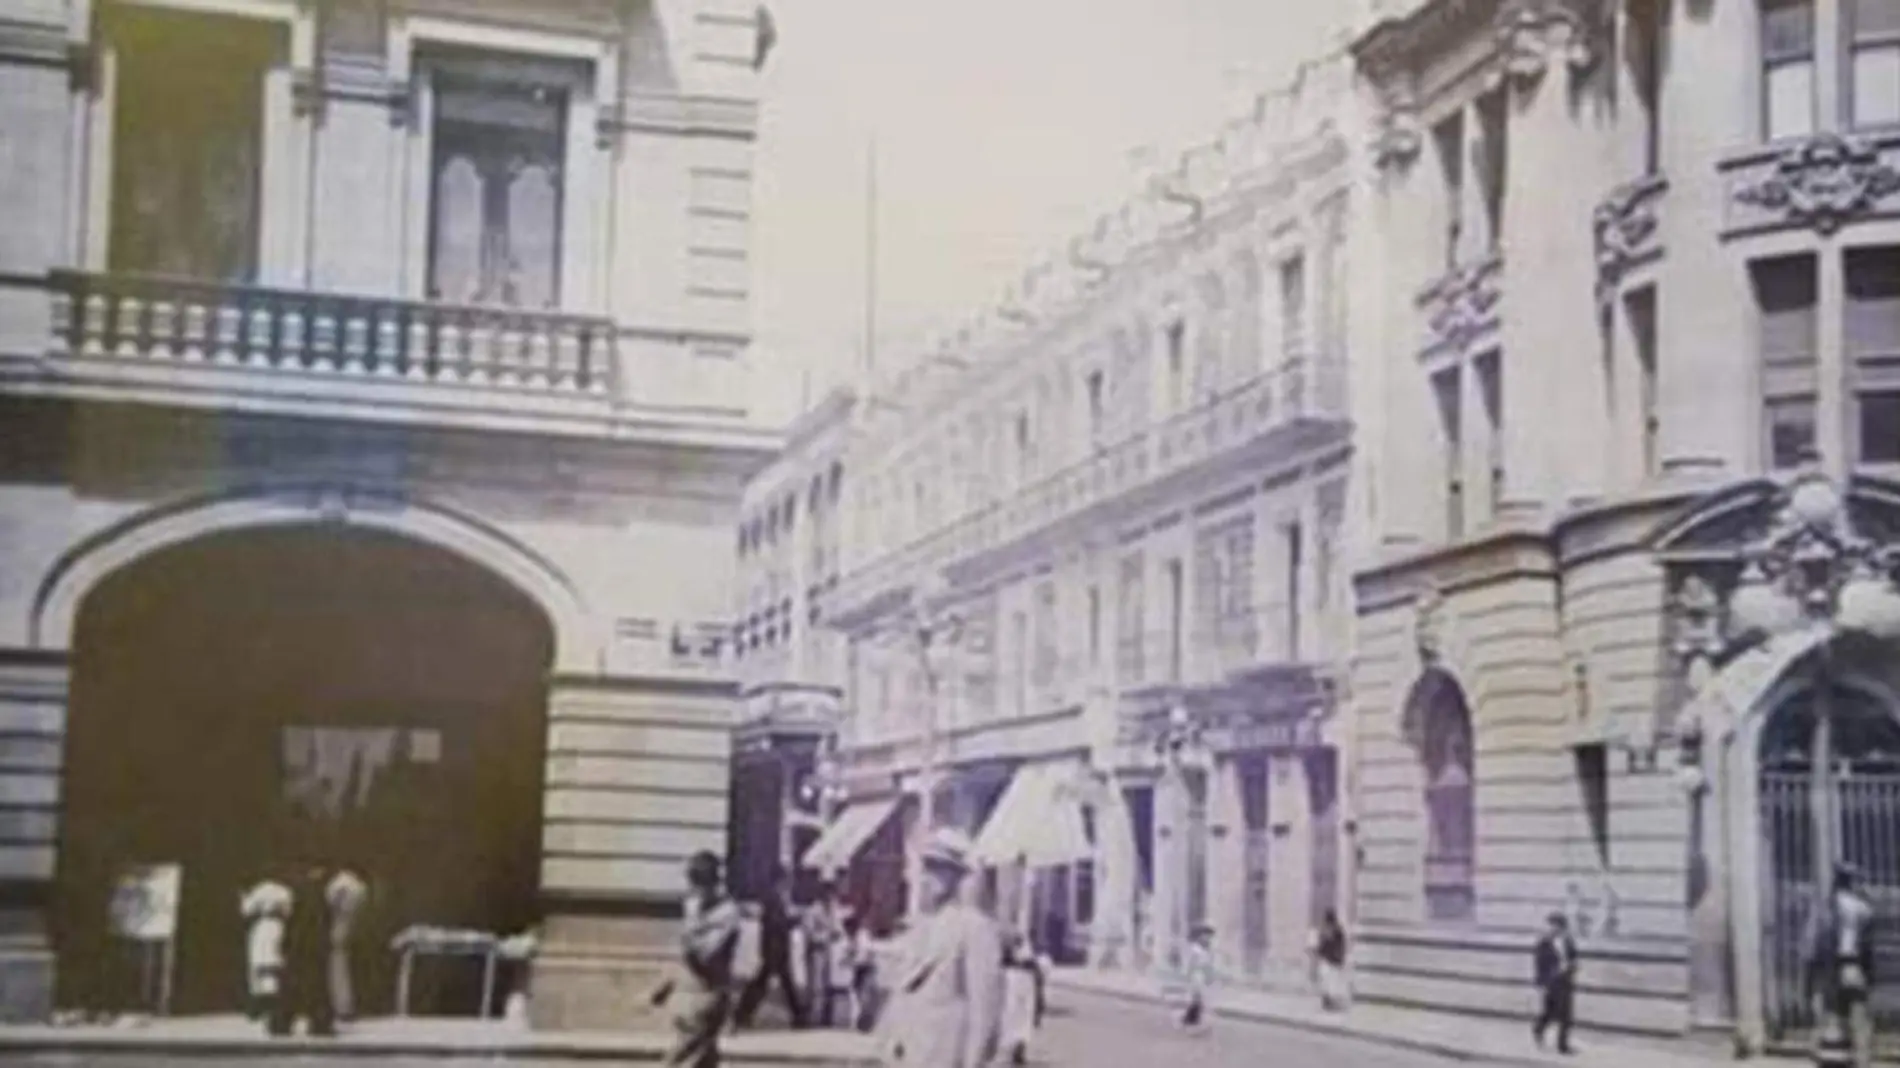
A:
[1763, 0, 1900, 141]
[738, 462, 845, 559]
[1754, 245, 1900, 468]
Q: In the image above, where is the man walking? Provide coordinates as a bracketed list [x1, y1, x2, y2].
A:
[1805, 862, 1877, 1067]
[734, 869, 805, 1029]
[886, 827, 1003, 1068]
[1531, 911, 1578, 1055]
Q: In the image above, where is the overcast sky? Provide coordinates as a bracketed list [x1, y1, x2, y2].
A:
[744, 0, 1352, 426]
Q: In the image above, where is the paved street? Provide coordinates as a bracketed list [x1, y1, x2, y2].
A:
[1030, 985, 1458, 1068]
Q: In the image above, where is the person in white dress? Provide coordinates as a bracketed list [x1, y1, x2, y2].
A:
[240, 874, 293, 1027]
[998, 930, 1041, 1065]
[883, 827, 1004, 1068]
[324, 868, 368, 1023]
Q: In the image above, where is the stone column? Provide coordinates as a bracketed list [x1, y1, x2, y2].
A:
[1090, 780, 1136, 969]
[0, 651, 66, 1023]
[1266, 754, 1314, 983]
[531, 674, 735, 1032]
[1151, 766, 1183, 971]
[1374, 133, 1441, 547]
[1206, 758, 1246, 976]
[1657, 0, 1754, 482]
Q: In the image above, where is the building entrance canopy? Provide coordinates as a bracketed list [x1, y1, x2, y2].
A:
[801, 798, 900, 874]
[971, 761, 1092, 869]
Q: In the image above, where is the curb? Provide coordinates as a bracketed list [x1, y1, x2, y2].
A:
[1046, 973, 1747, 1068]
[0, 1032, 881, 1064]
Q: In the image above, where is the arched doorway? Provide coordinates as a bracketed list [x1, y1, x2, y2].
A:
[53, 526, 553, 1017]
[1756, 661, 1900, 1043]
[1405, 667, 1475, 922]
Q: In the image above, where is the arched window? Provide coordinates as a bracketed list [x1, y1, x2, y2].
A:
[1406, 667, 1476, 921]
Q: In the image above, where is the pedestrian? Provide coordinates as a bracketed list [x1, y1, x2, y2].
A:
[803, 890, 843, 1026]
[847, 914, 878, 1032]
[734, 868, 806, 1029]
[1179, 922, 1215, 1033]
[1803, 862, 1877, 1068]
[884, 826, 1004, 1068]
[1311, 909, 1349, 1012]
[239, 870, 292, 1028]
[324, 866, 367, 1024]
[276, 863, 337, 1037]
[1531, 911, 1578, 1055]
[651, 850, 744, 1068]
[999, 929, 1041, 1065]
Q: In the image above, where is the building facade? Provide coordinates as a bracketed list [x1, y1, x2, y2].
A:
[727, 387, 853, 904]
[1347, 0, 1900, 1052]
[0, 0, 772, 1027]
[779, 56, 1368, 985]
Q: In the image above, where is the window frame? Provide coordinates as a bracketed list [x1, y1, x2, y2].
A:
[1759, 0, 1818, 142]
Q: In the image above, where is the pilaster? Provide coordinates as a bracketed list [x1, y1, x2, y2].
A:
[0, 650, 67, 1024]
[531, 672, 734, 1031]
[1206, 758, 1245, 976]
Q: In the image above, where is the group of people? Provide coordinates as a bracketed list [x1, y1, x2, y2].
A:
[656, 827, 1047, 1068]
[240, 863, 367, 1038]
[719, 869, 878, 1034]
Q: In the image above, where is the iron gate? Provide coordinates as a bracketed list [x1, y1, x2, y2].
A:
[1760, 766, 1900, 1047]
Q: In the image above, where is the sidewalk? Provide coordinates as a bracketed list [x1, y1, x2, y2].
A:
[0, 1014, 881, 1063]
[1046, 966, 1802, 1068]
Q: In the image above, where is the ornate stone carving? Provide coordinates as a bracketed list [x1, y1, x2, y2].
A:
[1419, 255, 1503, 355]
[1592, 174, 1666, 302]
[1668, 573, 1726, 666]
[1734, 132, 1900, 235]
[1488, 0, 1600, 90]
[1415, 585, 1446, 665]
[1371, 90, 1422, 171]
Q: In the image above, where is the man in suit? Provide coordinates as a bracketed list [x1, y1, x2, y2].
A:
[1805, 862, 1877, 1067]
[1532, 911, 1578, 1055]
[887, 827, 1004, 1068]
[734, 868, 806, 1029]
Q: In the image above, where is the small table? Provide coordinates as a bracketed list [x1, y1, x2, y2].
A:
[391, 927, 502, 1019]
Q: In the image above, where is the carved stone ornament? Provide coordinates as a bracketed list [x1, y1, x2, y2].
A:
[1371, 95, 1422, 171]
[1734, 132, 1900, 235]
[1668, 573, 1726, 664]
[1422, 256, 1503, 354]
[1592, 174, 1666, 301]
[1489, 0, 1598, 90]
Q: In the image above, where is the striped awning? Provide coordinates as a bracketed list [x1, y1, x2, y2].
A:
[799, 799, 900, 873]
[971, 762, 1093, 869]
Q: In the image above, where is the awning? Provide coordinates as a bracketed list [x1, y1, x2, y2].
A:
[799, 799, 900, 873]
[971, 762, 1093, 869]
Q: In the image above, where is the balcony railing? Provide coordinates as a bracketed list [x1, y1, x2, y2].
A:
[833, 358, 1349, 624]
[48, 270, 616, 395]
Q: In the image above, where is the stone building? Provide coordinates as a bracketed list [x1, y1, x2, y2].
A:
[0, 0, 772, 1027]
[1346, 0, 1900, 1051]
[727, 387, 853, 904]
[793, 56, 1365, 982]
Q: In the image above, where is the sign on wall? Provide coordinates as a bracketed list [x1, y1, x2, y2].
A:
[109, 863, 182, 942]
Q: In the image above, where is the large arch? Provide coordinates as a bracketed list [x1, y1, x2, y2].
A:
[29, 485, 599, 674]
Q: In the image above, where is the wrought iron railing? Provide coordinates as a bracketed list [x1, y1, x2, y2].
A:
[47, 270, 617, 395]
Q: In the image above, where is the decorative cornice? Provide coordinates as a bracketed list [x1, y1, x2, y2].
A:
[1733, 132, 1900, 236]
[1417, 253, 1504, 356]
[289, 62, 415, 126]
[604, 93, 759, 142]
[1592, 173, 1667, 303]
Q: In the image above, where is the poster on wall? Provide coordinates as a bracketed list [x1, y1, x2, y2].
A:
[109, 863, 182, 942]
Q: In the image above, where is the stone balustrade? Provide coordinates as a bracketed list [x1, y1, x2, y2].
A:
[48, 270, 617, 396]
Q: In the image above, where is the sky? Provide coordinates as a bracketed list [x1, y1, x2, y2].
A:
[744, 0, 1353, 427]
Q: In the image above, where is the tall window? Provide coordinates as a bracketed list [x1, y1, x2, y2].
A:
[1474, 89, 1508, 251]
[1193, 526, 1226, 671]
[1279, 254, 1307, 364]
[1851, 0, 1900, 128]
[1011, 610, 1029, 716]
[1165, 320, 1188, 413]
[1085, 369, 1107, 447]
[1032, 581, 1058, 692]
[106, 6, 274, 281]
[1629, 0, 1664, 173]
[1411, 670, 1476, 922]
[1847, 246, 1900, 462]
[1432, 366, 1466, 540]
[427, 55, 572, 309]
[1628, 287, 1661, 477]
[1433, 112, 1466, 269]
[1761, 0, 1817, 141]
[1475, 351, 1504, 516]
[1752, 254, 1819, 469]
[1117, 555, 1145, 683]
[1284, 521, 1304, 662]
[1014, 412, 1035, 484]
[1087, 585, 1102, 668]
[1165, 558, 1185, 684]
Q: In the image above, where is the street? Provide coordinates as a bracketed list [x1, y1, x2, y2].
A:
[0, 988, 1473, 1068]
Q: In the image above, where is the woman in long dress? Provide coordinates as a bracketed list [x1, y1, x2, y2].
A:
[1312, 909, 1349, 1012]
[998, 931, 1041, 1065]
[652, 851, 743, 1068]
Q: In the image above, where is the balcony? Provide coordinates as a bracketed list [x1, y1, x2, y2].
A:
[45, 268, 612, 394]
[831, 358, 1350, 627]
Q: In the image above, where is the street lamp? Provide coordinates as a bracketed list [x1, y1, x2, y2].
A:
[1719, 470, 1900, 1061]
[907, 570, 964, 921]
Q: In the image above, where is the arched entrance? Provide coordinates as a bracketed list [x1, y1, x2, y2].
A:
[1404, 667, 1476, 923]
[53, 526, 553, 1017]
[1755, 651, 1900, 1044]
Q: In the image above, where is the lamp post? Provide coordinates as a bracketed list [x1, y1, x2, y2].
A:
[1720, 470, 1900, 1063]
[907, 570, 963, 921]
